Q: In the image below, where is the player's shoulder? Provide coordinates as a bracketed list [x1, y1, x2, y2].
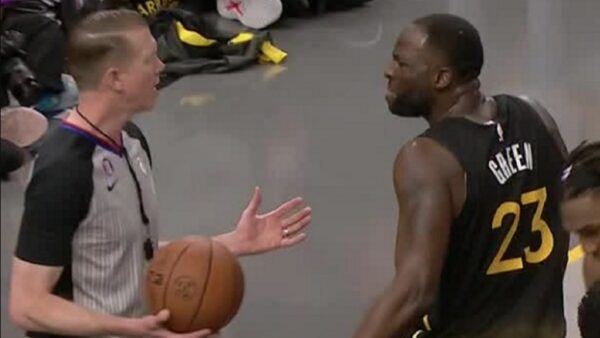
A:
[395, 137, 463, 182]
[500, 94, 555, 129]
[513, 95, 551, 120]
[397, 138, 449, 161]
[508, 94, 567, 158]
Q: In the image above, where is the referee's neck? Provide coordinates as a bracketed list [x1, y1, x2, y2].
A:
[68, 92, 132, 144]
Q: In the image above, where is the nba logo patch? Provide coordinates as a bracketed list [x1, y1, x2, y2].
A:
[102, 158, 118, 191]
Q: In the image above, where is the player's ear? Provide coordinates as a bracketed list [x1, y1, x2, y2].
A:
[433, 67, 452, 90]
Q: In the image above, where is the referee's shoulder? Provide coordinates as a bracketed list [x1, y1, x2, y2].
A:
[32, 126, 95, 180]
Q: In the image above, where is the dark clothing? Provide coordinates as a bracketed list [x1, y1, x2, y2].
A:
[0, 138, 25, 180]
[149, 8, 281, 89]
[1, 12, 66, 93]
[2, 0, 100, 28]
[114, 0, 213, 17]
[418, 95, 569, 338]
[0, 1, 108, 102]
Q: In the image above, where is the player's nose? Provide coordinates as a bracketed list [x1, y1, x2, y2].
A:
[384, 65, 393, 80]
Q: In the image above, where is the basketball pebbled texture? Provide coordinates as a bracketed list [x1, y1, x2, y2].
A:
[146, 237, 244, 332]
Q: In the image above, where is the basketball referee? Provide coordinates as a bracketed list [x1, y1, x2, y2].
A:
[9, 9, 312, 338]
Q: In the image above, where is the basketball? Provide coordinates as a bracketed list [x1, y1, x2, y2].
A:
[145, 237, 244, 333]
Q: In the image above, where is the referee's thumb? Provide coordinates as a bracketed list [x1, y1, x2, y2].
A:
[155, 309, 170, 323]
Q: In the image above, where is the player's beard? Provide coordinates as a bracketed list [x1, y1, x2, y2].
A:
[388, 89, 432, 118]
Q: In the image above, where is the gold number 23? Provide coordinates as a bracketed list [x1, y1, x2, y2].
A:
[486, 187, 554, 275]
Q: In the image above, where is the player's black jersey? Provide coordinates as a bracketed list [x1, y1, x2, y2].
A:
[418, 95, 569, 338]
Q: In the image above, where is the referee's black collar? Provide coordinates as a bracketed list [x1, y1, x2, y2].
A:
[60, 120, 124, 156]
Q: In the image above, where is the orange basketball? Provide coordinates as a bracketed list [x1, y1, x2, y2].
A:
[145, 237, 244, 333]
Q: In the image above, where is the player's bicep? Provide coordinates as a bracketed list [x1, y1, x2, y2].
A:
[392, 141, 453, 285]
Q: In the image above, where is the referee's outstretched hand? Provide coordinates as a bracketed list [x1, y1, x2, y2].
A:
[232, 186, 312, 256]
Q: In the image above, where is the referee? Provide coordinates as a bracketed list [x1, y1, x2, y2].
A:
[9, 9, 312, 338]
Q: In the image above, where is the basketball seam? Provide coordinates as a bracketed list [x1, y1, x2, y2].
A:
[187, 239, 214, 331]
[162, 242, 193, 314]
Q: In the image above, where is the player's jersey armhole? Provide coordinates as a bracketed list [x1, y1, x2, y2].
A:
[453, 170, 474, 226]
[415, 135, 471, 224]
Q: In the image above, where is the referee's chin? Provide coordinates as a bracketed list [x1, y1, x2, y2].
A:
[133, 98, 158, 115]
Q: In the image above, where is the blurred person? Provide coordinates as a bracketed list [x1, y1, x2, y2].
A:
[561, 140, 600, 338]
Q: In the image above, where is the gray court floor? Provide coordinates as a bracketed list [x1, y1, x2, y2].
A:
[2, 1, 599, 337]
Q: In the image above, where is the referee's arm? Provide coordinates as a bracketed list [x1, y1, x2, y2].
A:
[10, 258, 146, 336]
[8, 156, 131, 336]
[8, 155, 181, 337]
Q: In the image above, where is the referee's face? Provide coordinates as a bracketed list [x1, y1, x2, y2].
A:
[562, 192, 600, 288]
[121, 27, 165, 113]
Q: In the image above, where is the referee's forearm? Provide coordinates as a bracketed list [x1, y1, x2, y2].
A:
[212, 231, 246, 256]
[162, 232, 248, 256]
[10, 292, 137, 336]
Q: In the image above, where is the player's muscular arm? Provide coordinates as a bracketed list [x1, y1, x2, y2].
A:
[354, 138, 461, 338]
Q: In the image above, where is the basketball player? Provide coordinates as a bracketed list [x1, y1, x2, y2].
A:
[561, 141, 600, 338]
[353, 14, 569, 338]
[9, 9, 311, 338]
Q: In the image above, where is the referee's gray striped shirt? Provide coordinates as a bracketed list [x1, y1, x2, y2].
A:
[17, 121, 159, 338]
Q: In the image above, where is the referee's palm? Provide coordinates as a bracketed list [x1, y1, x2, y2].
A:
[235, 187, 312, 255]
